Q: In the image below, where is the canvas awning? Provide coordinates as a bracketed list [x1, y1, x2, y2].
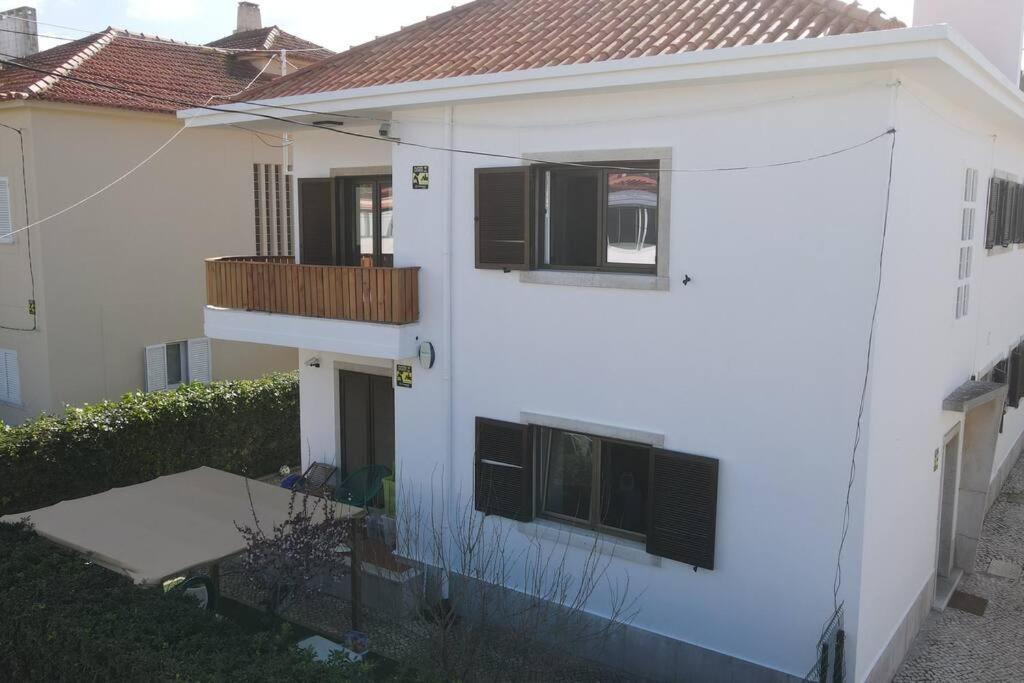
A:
[1, 466, 362, 585]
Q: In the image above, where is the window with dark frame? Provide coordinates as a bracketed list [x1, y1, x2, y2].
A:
[474, 160, 661, 274]
[537, 427, 650, 540]
[473, 416, 719, 570]
[541, 163, 659, 273]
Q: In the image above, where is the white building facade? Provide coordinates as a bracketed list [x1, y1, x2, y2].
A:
[186, 8, 1024, 680]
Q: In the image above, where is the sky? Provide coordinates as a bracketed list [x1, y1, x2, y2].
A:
[26, 0, 918, 54]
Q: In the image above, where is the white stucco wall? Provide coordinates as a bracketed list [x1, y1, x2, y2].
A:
[854, 70, 1024, 678]
[286, 70, 904, 677]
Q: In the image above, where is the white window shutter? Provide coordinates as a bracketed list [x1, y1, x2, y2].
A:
[187, 337, 212, 384]
[145, 344, 167, 392]
[5, 350, 19, 404]
[0, 177, 13, 243]
[0, 349, 20, 404]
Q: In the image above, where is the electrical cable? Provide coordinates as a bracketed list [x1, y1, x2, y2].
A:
[0, 52, 897, 240]
[832, 127, 898, 612]
[0, 121, 37, 331]
[0, 20, 332, 52]
[0, 51, 896, 174]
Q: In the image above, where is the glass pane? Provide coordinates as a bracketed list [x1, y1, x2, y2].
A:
[544, 170, 600, 268]
[606, 171, 658, 266]
[600, 441, 649, 534]
[380, 183, 394, 260]
[165, 343, 183, 386]
[355, 183, 374, 262]
[543, 430, 594, 521]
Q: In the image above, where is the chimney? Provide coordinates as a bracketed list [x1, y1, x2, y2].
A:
[913, 0, 1024, 85]
[235, 1, 261, 33]
[0, 6, 39, 59]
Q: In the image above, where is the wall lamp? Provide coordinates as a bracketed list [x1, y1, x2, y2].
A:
[305, 357, 321, 368]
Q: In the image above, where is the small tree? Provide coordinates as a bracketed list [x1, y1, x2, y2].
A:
[235, 483, 356, 615]
[392, 481, 640, 681]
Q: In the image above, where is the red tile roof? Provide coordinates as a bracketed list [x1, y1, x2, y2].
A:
[0, 23, 330, 114]
[242, 0, 905, 101]
[206, 26, 333, 60]
[0, 29, 271, 113]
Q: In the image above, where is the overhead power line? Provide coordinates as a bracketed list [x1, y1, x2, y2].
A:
[0, 52, 896, 240]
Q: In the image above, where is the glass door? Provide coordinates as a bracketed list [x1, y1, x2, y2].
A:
[344, 176, 393, 267]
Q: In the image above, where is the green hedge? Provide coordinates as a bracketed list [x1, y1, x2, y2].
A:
[0, 522, 346, 681]
[0, 373, 299, 515]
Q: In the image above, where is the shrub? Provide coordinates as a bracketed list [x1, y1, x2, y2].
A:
[0, 373, 299, 515]
[0, 522, 346, 681]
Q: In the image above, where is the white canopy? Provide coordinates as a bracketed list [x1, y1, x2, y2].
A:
[1, 466, 361, 585]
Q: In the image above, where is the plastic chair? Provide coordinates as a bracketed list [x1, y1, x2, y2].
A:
[334, 464, 392, 508]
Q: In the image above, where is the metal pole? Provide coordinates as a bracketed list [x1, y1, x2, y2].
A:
[350, 519, 362, 632]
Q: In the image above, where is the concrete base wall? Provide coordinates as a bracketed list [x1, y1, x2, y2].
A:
[988, 428, 1024, 511]
[863, 573, 935, 683]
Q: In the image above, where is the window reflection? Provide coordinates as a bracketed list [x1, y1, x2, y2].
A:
[541, 430, 594, 522]
[606, 171, 658, 266]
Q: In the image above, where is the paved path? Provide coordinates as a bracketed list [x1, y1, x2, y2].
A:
[895, 454, 1024, 682]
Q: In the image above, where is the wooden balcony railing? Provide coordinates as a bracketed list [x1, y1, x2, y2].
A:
[206, 256, 419, 324]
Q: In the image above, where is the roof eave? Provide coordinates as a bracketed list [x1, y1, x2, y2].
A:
[178, 26, 1024, 128]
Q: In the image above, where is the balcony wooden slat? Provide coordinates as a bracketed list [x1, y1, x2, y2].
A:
[206, 256, 420, 324]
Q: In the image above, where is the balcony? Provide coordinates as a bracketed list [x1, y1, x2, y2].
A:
[205, 256, 419, 324]
[204, 256, 421, 359]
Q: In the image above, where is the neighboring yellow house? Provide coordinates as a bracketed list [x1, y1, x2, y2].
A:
[0, 4, 331, 423]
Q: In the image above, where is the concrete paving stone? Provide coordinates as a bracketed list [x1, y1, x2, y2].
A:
[895, 454, 1024, 682]
[986, 559, 1022, 581]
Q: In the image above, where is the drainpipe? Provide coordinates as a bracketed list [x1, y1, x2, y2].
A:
[442, 105, 455, 600]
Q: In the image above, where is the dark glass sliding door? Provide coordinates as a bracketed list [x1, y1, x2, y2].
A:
[339, 370, 395, 476]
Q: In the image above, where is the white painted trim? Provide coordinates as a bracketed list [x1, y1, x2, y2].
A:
[204, 306, 421, 359]
[519, 411, 665, 447]
[520, 271, 670, 291]
[180, 26, 1024, 130]
[516, 518, 661, 567]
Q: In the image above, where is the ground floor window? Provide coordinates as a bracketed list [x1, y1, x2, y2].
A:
[474, 416, 719, 569]
[145, 338, 212, 392]
[0, 348, 20, 404]
[538, 427, 649, 540]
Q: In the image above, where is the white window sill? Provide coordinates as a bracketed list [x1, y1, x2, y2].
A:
[516, 518, 661, 567]
[519, 270, 669, 291]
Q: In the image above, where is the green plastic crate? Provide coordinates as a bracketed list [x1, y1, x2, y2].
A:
[382, 474, 396, 517]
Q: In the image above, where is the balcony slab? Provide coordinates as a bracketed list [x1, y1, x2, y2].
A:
[205, 306, 421, 360]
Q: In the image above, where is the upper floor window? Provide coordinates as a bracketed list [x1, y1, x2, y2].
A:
[541, 163, 658, 273]
[475, 160, 662, 275]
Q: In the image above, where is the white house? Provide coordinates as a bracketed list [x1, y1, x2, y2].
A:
[182, 0, 1024, 680]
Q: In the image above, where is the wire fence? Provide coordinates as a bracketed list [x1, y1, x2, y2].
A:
[802, 605, 846, 683]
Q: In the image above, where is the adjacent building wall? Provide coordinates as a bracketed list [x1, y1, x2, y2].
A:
[0, 102, 295, 423]
[0, 104, 51, 422]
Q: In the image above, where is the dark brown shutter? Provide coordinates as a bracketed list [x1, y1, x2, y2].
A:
[646, 449, 719, 570]
[475, 167, 532, 270]
[474, 417, 534, 521]
[993, 358, 1009, 384]
[1010, 345, 1023, 408]
[1001, 180, 1015, 247]
[1015, 183, 1024, 244]
[986, 177, 1004, 249]
[298, 178, 335, 265]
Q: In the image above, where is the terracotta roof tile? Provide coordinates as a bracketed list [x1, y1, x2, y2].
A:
[0, 29, 272, 113]
[206, 26, 333, 59]
[0, 23, 330, 114]
[242, 0, 904, 101]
